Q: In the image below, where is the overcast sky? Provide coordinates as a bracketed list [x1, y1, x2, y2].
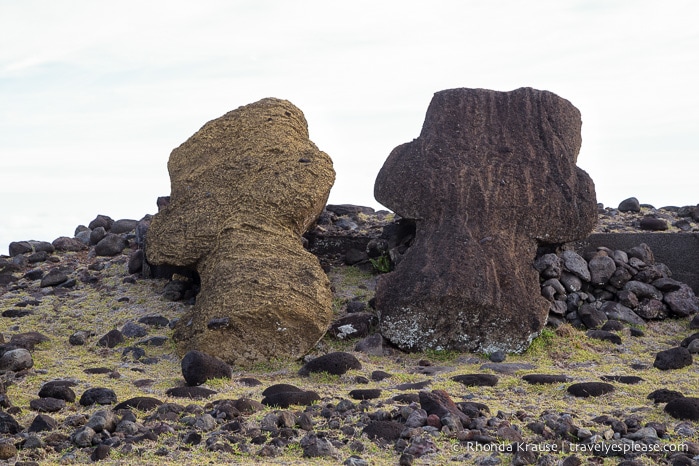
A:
[1, 0, 698, 254]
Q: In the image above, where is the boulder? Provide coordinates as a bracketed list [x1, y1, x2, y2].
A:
[618, 197, 641, 212]
[146, 98, 335, 367]
[181, 350, 231, 386]
[374, 87, 596, 353]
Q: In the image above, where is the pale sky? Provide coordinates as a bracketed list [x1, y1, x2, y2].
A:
[1, 0, 698, 254]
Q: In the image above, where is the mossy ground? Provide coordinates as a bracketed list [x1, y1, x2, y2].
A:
[0, 260, 697, 465]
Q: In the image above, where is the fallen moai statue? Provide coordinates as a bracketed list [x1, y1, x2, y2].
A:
[146, 98, 335, 367]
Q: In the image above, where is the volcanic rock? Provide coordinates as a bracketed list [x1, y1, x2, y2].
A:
[522, 374, 569, 384]
[653, 346, 693, 370]
[28, 414, 58, 433]
[29, 397, 66, 413]
[664, 397, 699, 420]
[113, 396, 163, 411]
[40, 269, 68, 288]
[348, 389, 381, 400]
[95, 234, 128, 257]
[165, 386, 217, 399]
[146, 98, 335, 367]
[181, 350, 232, 386]
[567, 382, 614, 397]
[79, 388, 117, 406]
[374, 87, 596, 353]
[618, 197, 641, 212]
[419, 389, 469, 424]
[298, 351, 361, 376]
[0, 348, 33, 371]
[39, 382, 77, 403]
[97, 329, 124, 348]
[261, 390, 320, 408]
[362, 421, 404, 441]
[450, 374, 498, 387]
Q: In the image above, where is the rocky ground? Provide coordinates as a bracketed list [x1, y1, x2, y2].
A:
[0, 201, 698, 465]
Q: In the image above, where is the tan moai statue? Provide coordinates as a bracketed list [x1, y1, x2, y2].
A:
[146, 98, 335, 367]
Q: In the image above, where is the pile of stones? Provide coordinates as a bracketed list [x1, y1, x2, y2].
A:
[536, 243, 699, 331]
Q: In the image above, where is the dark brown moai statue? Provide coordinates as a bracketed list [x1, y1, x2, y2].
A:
[146, 98, 335, 367]
[374, 87, 597, 353]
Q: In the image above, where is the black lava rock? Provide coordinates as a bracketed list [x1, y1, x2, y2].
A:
[647, 388, 685, 403]
[95, 234, 128, 257]
[371, 370, 392, 381]
[181, 350, 232, 386]
[97, 329, 124, 348]
[262, 391, 320, 408]
[567, 382, 615, 397]
[113, 397, 163, 411]
[29, 397, 66, 413]
[79, 388, 117, 406]
[237, 377, 262, 387]
[450, 374, 498, 387]
[600, 375, 643, 384]
[298, 352, 362, 376]
[165, 386, 217, 399]
[393, 380, 431, 390]
[522, 374, 570, 384]
[664, 397, 699, 420]
[28, 414, 57, 433]
[262, 384, 304, 397]
[653, 346, 693, 370]
[349, 389, 382, 400]
[0, 412, 21, 434]
[586, 330, 622, 345]
[362, 420, 403, 441]
[138, 315, 170, 328]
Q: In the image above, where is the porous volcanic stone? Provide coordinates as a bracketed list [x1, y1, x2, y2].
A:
[298, 351, 361, 376]
[261, 384, 304, 397]
[348, 389, 382, 400]
[664, 397, 699, 420]
[600, 375, 643, 384]
[374, 87, 596, 353]
[146, 98, 335, 367]
[362, 421, 404, 441]
[0, 412, 21, 434]
[28, 414, 57, 433]
[97, 329, 124, 348]
[29, 397, 66, 413]
[261, 390, 320, 408]
[647, 389, 684, 404]
[79, 388, 117, 406]
[94, 234, 128, 257]
[165, 386, 217, 399]
[181, 350, 232, 386]
[653, 346, 693, 370]
[567, 382, 615, 397]
[522, 374, 569, 384]
[450, 374, 498, 387]
[113, 397, 163, 411]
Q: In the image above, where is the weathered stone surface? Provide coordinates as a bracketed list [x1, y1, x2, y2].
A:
[146, 98, 335, 366]
[181, 350, 231, 386]
[374, 87, 596, 353]
[653, 346, 693, 370]
[618, 197, 641, 213]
